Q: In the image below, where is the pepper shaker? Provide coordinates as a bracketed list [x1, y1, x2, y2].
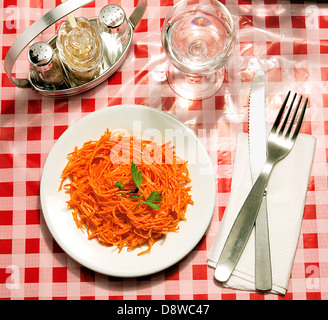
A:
[28, 42, 68, 90]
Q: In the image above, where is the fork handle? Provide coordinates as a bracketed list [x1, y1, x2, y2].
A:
[215, 160, 274, 283]
[255, 192, 272, 291]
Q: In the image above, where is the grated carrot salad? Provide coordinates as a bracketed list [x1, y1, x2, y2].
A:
[59, 130, 193, 255]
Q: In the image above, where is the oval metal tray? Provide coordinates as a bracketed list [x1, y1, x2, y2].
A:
[4, 0, 146, 97]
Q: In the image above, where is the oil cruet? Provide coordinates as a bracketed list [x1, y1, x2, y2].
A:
[56, 17, 103, 86]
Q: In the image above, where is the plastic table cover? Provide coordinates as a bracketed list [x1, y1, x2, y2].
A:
[0, 0, 327, 300]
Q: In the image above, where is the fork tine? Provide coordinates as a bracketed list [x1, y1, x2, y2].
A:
[285, 95, 302, 137]
[279, 93, 297, 135]
[271, 91, 291, 133]
[291, 97, 308, 140]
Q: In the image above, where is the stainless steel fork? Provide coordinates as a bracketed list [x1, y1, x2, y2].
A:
[215, 91, 308, 283]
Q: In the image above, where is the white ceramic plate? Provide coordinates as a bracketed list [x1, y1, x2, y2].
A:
[40, 105, 216, 277]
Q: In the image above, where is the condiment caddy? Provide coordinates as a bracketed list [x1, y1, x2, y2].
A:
[4, 0, 147, 97]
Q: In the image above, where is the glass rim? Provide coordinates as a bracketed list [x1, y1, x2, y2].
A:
[162, 0, 235, 39]
[161, 0, 236, 74]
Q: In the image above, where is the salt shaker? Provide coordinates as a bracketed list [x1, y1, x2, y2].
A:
[98, 4, 129, 66]
[28, 42, 68, 90]
[56, 17, 103, 86]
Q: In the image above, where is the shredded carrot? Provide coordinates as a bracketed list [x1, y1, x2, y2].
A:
[59, 129, 193, 255]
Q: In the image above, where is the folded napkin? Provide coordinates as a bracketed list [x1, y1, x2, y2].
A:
[208, 128, 316, 295]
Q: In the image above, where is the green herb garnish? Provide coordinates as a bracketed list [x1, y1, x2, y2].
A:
[114, 162, 162, 210]
[131, 161, 143, 190]
[141, 191, 162, 210]
[114, 181, 125, 190]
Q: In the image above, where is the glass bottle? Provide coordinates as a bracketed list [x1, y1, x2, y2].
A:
[28, 42, 68, 90]
[98, 4, 129, 66]
[56, 17, 103, 86]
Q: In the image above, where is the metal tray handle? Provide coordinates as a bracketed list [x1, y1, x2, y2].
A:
[4, 0, 147, 89]
[129, 0, 146, 29]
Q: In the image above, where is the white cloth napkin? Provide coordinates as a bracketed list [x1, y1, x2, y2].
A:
[208, 128, 316, 295]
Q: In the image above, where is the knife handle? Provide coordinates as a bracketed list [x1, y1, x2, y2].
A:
[215, 161, 273, 283]
[255, 193, 272, 291]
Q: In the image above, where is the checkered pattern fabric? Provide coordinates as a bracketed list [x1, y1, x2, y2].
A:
[0, 0, 327, 300]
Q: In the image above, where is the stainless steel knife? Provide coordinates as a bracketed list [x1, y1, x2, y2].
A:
[248, 70, 272, 291]
[214, 70, 272, 286]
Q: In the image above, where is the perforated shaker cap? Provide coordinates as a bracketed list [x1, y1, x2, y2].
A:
[99, 4, 127, 34]
[28, 42, 53, 67]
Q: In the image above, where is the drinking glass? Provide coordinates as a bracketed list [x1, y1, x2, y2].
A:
[161, 0, 235, 100]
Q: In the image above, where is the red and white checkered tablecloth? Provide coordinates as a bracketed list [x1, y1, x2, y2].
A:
[0, 0, 327, 301]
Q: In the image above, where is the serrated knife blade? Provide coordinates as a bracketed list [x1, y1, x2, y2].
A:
[249, 70, 272, 291]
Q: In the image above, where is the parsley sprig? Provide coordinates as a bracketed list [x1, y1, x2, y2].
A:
[114, 161, 162, 210]
[114, 181, 124, 190]
[131, 161, 143, 191]
[141, 191, 162, 210]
